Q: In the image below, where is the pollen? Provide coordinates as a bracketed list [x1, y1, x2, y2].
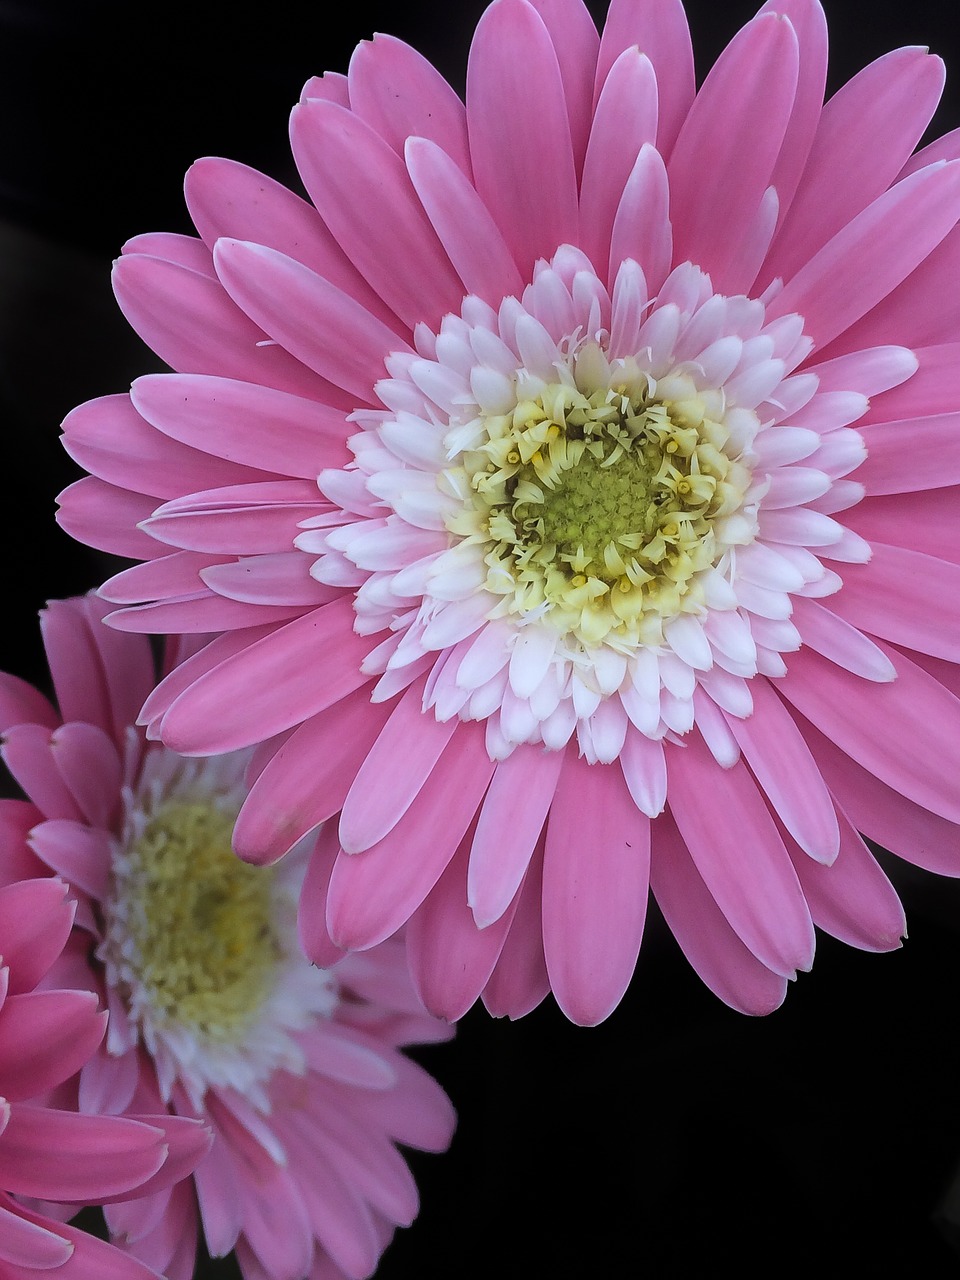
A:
[111, 798, 280, 1044]
[443, 341, 753, 649]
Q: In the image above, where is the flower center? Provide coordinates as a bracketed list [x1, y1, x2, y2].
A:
[111, 798, 280, 1043]
[443, 345, 752, 647]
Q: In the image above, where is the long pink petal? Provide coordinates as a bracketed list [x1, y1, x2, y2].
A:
[0, 674, 58, 735]
[766, 161, 960, 350]
[825, 544, 960, 662]
[101, 551, 226, 604]
[1, 726, 84, 822]
[348, 33, 471, 175]
[801, 716, 960, 876]
[668, 13, 799, 295]
[843, 486, 960, 565]
[107, 592, 306, 635]
[609, 143, 673, 294]
[235, 690, 392, 864]
[112, 253, 347, 405]
[0, 1107, 165, 1200]
[49, 722, 121, 828]
[158, 598, 371, 754]
[466, 0, 579, 278]
[62, 393, 272, 500]
[27, 821, 111, 900]
[542, 754, 650, 1025]
[778, 643, 960, 825]
[130, 372, 352, 478]
[666, 737, 815, 977]
[790, 597, 896, 682]
[529, 0, 600, 180]
[784, 805, 906, 951]
[37, 597, 110, 736]
[723, 676, 839, 863]
[0, 990, 104, 1100]
[56, 476, 161, 560]
[327, 723, 495, 950]
[297, 824, 345, 968]
[289, 98, 463, 331]
[650, 809, 788, 1015]
[481, 844, 551, 1019]
[184, 155, 402, 331]
[756, 0, 829, 229]
[340, 679, 459, 853]
[200, 554, 338, 607]
[213, 238, 407, 404]
[857, 413, 960, 494]
[863, 343, 960, 422]
[763, 48, 945, 286]
[404, 136, 524, 305]
[7, 1202, 160, 1280]
[0, 878, 74, 994]
[139, 478, 323, 554]
[595, 0, 694, 159]
[579, 49, 658, 276]
[0, 1202, 73, 1269]
[408, 831, 517, 1021]
[468, 743, 564, 928]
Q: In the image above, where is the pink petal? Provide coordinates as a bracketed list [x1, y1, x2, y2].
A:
[112, 253, 346, 405]
[723, 677, 839, 863]
[595, 0, 694, 159]
[0, 878, 74, 994]
[857, 413, 960, 494]
[763, 48, 945, 286]
[528, 0, 600, 180]
[348, 33, 472, 175]
[0, 1106, 165, 1200]
[668, 13, 799, 295]
[101, 551, 224, 604]
[579, 49, 658, 276]
[200, 554, 338, 607]
[235, 689, 392, 864]
[48, 722, 121, 828]
[784, 805, 906, 951]
[56, 476, 161, 560]
[864, 342, 960, 422]
[130, 372, 352, 478]
[184, 155, 402, 332]
[0, 1202, 73, 1269]
[790, 597, 896, 682]
[650, 808, 788, 1015]
[0, 674, 58, 735]
[340, 681, 459, 853]
[327, 723, 496, 951]
[107, 592, 306, 635]
[139, 478, 323, 555]
[766, 161, 960, 351]
[213, 238, 407, 404]
[825, 544, 960, 662]
[26, 820, 112, 900]
[289, 98, 464, 331]
[843, 485, 960, 565]
[297, 824, 346, 968]
[609, 143, 672, 294]
[0, 990, 104, 1101]
[122, 230, 214, 275]
[466, 0, 579, 278]
[36, 597, 110, 736]
[778, 642, 960, 825]
[481, 845, 551, 1019]
[666, 737, 815, 977]
[468, 743, 564, 928]
[7, 1203, 160, 1280]
[404, 136, 524, 305]
[1, 726, 84, 822]
[408, 832, 517, 1021]
[158, 598, 372, 754]
[542, 754, 650, 1025]
[62, 392, 272, 500]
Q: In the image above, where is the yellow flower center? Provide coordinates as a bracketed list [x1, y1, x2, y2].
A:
[444, 349, 751, 648]
[118, 799, 280, 1043]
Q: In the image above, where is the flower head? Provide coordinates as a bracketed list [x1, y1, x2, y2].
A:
[0, 596, 455, 1280]
[58, 0, 960, 1024]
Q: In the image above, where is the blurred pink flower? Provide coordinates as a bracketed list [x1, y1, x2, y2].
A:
[0, 868, 210, 1277]
[57, 0, 960, 1024]
[0, 597, 455, 1280]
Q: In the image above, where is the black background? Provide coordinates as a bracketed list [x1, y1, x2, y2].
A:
[5, 1, 960, 1276]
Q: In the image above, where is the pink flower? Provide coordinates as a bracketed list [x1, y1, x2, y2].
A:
[0, 869, 210, 1276]
[57, 0, 960, 1026]
[0, 596, 455, 1280]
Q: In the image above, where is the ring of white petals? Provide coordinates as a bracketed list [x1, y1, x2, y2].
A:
[305, 248, 870, 764]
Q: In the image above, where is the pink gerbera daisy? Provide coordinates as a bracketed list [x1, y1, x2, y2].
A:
[0, 850, 210, 1276]
[57, 0, 960, 1025]
[0, 596, 455, 1280]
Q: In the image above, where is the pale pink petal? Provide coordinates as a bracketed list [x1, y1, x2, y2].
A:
[650, 809, 788, 1015]
[327, 724, 495, 951]
[529, 0, 600, 179]
[666, 737, 815, 977]
[289, 99, 464, 331]
[542, 754, 650, 1025]
[56, 477, 161, 560]
[668, 13, 799, 295]
[348, 33, 471, 175]
[609, 143, 673, 293]
[481, 846, 551, 1019]
[790, 597, 896, 681]
[26, 821, 112, 900]
[595, 0, 694, 158]
[200, 554, 339, 607]
[857, 413, 960, 494]
[1, 727, 85, 822]
[101, 552, 223, 605]
[466, 0, 579, 278]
